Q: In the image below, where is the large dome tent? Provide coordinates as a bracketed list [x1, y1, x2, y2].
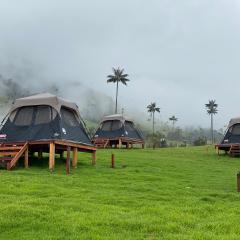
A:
[0, 93, 96, 170]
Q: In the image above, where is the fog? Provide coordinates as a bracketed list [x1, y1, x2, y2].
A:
[1, 0, 240, 129]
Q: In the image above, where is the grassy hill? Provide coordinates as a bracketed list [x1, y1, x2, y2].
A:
[0, 147, 239, 239]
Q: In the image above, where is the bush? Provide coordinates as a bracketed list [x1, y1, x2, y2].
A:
[193, 137, 207, 146]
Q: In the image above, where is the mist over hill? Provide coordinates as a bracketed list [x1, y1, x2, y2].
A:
[0, 69, 224, 145]
[0, 70, 149, 126]
[0, 73, 115, 123]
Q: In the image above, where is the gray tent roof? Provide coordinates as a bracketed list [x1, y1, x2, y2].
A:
[10, 93, 80, 115]
[228, 117, 240, 128]
[101, 114, 133, 124]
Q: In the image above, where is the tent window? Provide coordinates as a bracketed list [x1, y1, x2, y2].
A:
[125, 121, 134, 131]
[111, 120, 122, 130]
[9, 110, 17, 122]
[101, 121, 112, 131]
[34, 106, 52, 125]
[61, 107, 79, 127]
[101, 120, 122, 131]
[14, 107, 34, 126]
[232, 124, 240, 135]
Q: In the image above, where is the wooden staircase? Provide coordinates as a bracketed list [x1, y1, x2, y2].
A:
[228, 144, 240, 157]
[93, 138, 110, 148]
[0, 142, 28, 170]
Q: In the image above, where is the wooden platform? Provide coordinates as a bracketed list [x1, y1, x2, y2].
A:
[215, 143, 240, 157]
[93, 137, 145, 149]
[0, 140, 97, 170]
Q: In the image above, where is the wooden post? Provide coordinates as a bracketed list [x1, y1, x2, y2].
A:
[38, 150, 43, 160]
[111, 154, 115, 168]
[118, 139, 122, 149]
[92, 151, 96, 166]
[206, 146, 209, 154]
[142, 143, 145, 149]
[66, 146, 71, 175]
[126, 142, 129, 149]
[72, 147, 78, 168]
[237, 173, 240, 192]
[49, 142, 55, 172]
[24, 147, 29, 169]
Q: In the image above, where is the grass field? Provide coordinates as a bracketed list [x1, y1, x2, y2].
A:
[0, 147, 240, 240]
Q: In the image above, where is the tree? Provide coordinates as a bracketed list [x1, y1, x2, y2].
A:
[205, 100, 218, 144]
[147, 102, 160, 139]
[107, 67, 129, 114]
[169, 115, 178, 128]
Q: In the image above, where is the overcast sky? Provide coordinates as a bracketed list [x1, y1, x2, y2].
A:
[0, 0, 240, 129]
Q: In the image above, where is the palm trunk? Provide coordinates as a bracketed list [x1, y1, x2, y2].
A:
[153, 112, 155, 149]
[153, 112, 155, 136]
[115, 81, 119, 114]
[211, 113, 214, 144]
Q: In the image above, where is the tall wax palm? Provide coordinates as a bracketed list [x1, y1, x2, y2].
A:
[205, 100, 218, 144]
[107, 67, 130, 114]
[169, 115, 178, 128]
[147, 102, 160, 137]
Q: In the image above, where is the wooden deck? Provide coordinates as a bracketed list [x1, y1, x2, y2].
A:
[215, 143, 240, 156]
[93, 137, 145, 149]
[0, 140, 97, 171]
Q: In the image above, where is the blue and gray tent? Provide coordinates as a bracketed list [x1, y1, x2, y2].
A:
[92, 114, 144, 148]
[0, 93, 92, 146]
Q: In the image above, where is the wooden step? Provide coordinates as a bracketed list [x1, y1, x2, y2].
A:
[0, 152, 18, 157]
[93, 138, 110, 148]
[0, 147, 23, 151]
[0, 142, 28, 170]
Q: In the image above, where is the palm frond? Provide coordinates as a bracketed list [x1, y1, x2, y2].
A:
[205, 99, 218, 115]
[147, 102, 160, 113]
[107, 67, 130, 86]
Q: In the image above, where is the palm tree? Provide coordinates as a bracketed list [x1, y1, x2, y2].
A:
[205, 100, 218, 144]
[169, 115, 178, 128]
[107, 67, 129, 114]
[147, 102, 160, 137]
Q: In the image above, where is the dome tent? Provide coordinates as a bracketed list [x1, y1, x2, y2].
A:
[92, 114, 144, 148]
[216, 117, 240, 156]
[0, 93, 96, 170]
[0, 93, 91, 145]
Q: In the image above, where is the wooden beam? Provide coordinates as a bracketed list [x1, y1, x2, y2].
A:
[54, 140, 96, 151]
[72, 147, 78, 168]
[49, 142, 55, 172]
[24, 147, 29, 169]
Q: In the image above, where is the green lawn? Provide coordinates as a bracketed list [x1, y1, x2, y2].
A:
[0, 147, 240, 240]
